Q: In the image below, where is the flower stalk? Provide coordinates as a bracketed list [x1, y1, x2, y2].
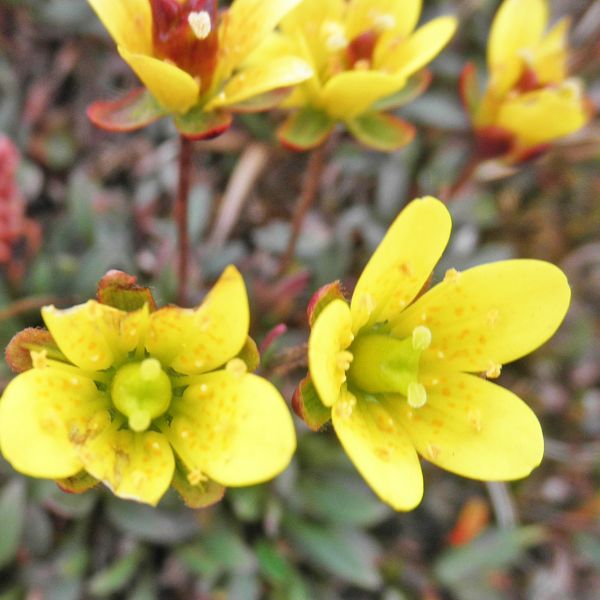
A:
[175, 135, 193, 304]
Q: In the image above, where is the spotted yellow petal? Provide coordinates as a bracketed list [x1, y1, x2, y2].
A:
[332, 388, 423, 511]
[78, 428, 174, 506]
[346, 0, 422, 40]
[309, 299, 353, 408]
[488, 0, 548, 93]
[168, 371, 296, 486]
[146, 265, 249, 375]
[42, 301, 144, 372]
[376, 16, 457, 79]
[393, 370, 544, 480]
[118, 47, 200, 114]
[207, 56, 313, 110]
[393, 259, 570, 373]
[218, 0, 303, 80]
[350, 196, 451, 333]
[0, 368, 106, 479]
[87, 0, 152, 54]
[497, 82, 586, 146]
[320, 70, 406, 120]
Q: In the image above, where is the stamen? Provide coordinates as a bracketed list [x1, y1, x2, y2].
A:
[336, 350, 354, 371]
[485, 362, 502, 379]
[322, 21, 348, 51]
[188, 11, 212, 40]
[226, 358, 247, 379]
[412, 326, 432, 351]
[46, 358, 110, 385]
[187, 468, 208, 486]
[407, 382, 427, 408]
[444, 268, 461, 283]
[30, 349, 48, 369]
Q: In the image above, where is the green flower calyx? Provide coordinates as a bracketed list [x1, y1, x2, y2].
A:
[347, 325, 432, 409]
[111, 358, 172, 432]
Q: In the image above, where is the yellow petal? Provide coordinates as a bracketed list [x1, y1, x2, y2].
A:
[497, 82, 586, 146]
[531, 17, 569, 84]
[393, 370, 544, 480]
[78, 428, 174, 506]
[346, 0, 422, 40]
[42, 301, 143, 372]
[168, 371, 296, 486]
[218, 0, 303, 80]
[487, 0, 548, 93]
[87, 0, 152, 54]
[118, 47, 200, 114]
[146, 265, 249, 375]
[393, 259, 570, 373]
[350, 196, 451, 332]
[332, 388, 423, 511]
[207, 56, 313, 109]
[376, 16, 457, 79]
[320, 70, 406, 120]
[280, 0, 346, 78]
[0, 368, 106, 479]
[308, 299, 353, 408]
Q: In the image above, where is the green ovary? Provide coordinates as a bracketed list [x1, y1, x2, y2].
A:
[111, 358, 172, 432]
[346, 326, 431, 408]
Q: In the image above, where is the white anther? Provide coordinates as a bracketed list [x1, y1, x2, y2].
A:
[412, 325, 432, 351]
[407, 382, 427, 408]
[188, 11, 212, 40]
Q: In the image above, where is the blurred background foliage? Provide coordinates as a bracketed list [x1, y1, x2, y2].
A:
[1, 0, 600, 598]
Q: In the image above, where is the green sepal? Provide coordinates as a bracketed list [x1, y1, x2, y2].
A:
[96, 270, 157, 312]
[174, 106, 233, 140]
[5, 327, 62, 373]
[87, 88, 167, 132]
[459, 62, 482, 117]
[347, 112, 415, 152]
[56, 471, 99, 494]
[277, 107, 336, 151]
[373, 70, 432, 111]
[172, 467, 225, 509]
[292, 375, 331, 431]
[307, 281, 346, 328]
[237, 336, 261, 372]
[225, 88, 290, 113]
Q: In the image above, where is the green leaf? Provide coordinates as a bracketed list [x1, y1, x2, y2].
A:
[347, 112, 415, 152]
[291, 375, 331, 431]
[88, 547, 146, 597]
[434, 526, 548, 587]
[297, 472, 390, 526]
[87, 89, 166, 132]
[283, 516, 381, 589]
[277, 107, 335, 151]
[0, 480, 26, 569]
[174, 107, 232, 140]
[106, 497, 200, 544]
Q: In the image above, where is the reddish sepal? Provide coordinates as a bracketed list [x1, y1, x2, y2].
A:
[307, 280, 346, 327]
[292, 375, 331, 431]
[97, 270, 157, 312]
[174, 107, 233, 140]
[87, 89, 167, 132]
[5, 327, 59, 373]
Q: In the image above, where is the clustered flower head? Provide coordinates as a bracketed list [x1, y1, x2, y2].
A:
[294, 197, 570, 510]
[0, 134, 41, 284]
[87, 0, 313, 138]
[462, 0, 592, 162]
[0, 268, 296, 506]
[260, 0, 457, 151]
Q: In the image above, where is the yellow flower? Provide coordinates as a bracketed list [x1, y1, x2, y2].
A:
[258, 0, 457, 150]
[297, 197, 570, 510]
[86, 0, 313, 137]
[463, 0, 590, 162]
[0, 266, 296, 506]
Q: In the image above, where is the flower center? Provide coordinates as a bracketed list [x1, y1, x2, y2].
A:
[111, 358, 172, 432]
[346, 325, 432, 408]
[149, 0, 218, 88]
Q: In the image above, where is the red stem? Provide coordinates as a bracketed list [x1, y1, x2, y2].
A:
[175, 135, 193, 305]
[278, 143, 328, 275]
